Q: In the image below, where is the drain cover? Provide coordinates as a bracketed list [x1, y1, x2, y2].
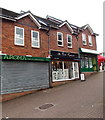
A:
[39, 103, 54, 110]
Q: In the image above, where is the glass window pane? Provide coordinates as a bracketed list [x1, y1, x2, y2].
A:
[32, 41, 38, 46]
[81, 57, 85, 68]
[88, 36, 92, 46]
[58, 41, 62, 45]
[85, 57, 89, 68]
[58, 34, 62, 40]
[15, 27, 24, 45]
[82, 33, 86, 45]
[16, 28, 23, 36]
[89, 57, 93, 68]
[68, 36, 71, 42]
[68, 43, 72, 47]
[16, 38, 23, 44]
[33, 37, 38, 41]
[33, 32, 38, 38]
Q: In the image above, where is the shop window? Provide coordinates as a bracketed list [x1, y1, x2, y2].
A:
[64, 62, 69, 69]
[31, 30, 40, 48]
[52, 61, 57, 71]
[88, 35, 93, 46]
[67, 34, 72, 48]
[84, 57, 89, 68]
[15, 26, 24, 46]
[93, 57, 96, 64]
[89, 57, 93, 68]
[81, 57, 85, 68]
[52, 61, 79, 81]
[82, 33, 87, 45]
[57, 32, 63, 46]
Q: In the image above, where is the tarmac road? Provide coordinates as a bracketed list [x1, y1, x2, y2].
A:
[2, 72, 103, 118]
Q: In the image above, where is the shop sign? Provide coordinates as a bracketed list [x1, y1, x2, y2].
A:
[51, 51, 79, 61]
[2, 55, 50, 62]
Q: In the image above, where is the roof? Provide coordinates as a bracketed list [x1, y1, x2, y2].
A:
[80, 24, 99, 36]
[0, 8, 19, 21]
[0, 8, 98, 35]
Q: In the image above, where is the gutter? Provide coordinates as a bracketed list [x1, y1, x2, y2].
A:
[0, 15, 16, 21]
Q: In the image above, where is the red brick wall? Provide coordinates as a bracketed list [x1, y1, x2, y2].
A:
[2, 16, 49, 58]
[78, 29, 97, 50]
[49, 25, 78, 53]
[2, 17, 97, 57]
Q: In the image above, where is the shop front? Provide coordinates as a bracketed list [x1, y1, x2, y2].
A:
[1, 55, 50, 94]
[50, 50, 80, 82]
[79, 48, 99, 72]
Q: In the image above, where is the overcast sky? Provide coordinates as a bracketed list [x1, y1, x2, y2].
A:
[1, 0, 103, 53]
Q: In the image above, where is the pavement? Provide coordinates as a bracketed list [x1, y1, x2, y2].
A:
[2, 72, 103, 118]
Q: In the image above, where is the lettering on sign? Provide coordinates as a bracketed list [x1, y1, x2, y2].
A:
[2, 55, 50, 61]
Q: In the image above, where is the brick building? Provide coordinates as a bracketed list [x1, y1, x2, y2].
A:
[0, 8, 99, 100]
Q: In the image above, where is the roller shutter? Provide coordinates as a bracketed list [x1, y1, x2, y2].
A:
[1, 61, 49, 94]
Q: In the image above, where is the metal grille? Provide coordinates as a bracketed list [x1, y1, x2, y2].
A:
[39, 103, 54, 110]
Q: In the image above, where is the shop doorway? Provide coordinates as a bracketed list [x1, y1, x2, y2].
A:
[73, 62, 79, 78]
[52, 61, 79, 81]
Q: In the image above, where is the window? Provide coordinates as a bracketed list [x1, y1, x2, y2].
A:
[67, 34, 72, 48]
[88, 35, 93, 46]
[89, 57, 93, 68]
[57, 32, 63, 46]
[15, 26, 24, 46]
[31, 30, 40, 48]
[82, 33, 87, 45]
[81, 57, 85, 68]
[84, 57, 89, 68]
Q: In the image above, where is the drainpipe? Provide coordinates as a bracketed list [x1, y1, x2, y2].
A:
[46, 25, 53, 88]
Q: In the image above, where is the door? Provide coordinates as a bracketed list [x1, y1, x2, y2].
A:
[73, 62, 79, 79]
[69, 62, 74, 79]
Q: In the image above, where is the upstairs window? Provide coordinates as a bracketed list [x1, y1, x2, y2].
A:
[88, 35, 93, 46]
[15, 26, 24, 46]
[82, 33, 87, 45]
[67, 34, 72, 48]
[57, 32, 63, 46]
[31, 30, 40, 48]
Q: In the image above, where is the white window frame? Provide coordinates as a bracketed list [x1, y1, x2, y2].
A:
[57, 32, 63, 46]
[14, 26, 24, 46]
[31, 30, 40, 48]
[82, 33, 87, 45]
[67, 34, 72, 48]
[88, 35, 93, 46]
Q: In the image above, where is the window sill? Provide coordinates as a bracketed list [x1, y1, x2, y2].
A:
[32, 46, 40, 49]
[14, 44, 24, 47]
[57, 45, 64, 48]
[68, 47, 73, 49]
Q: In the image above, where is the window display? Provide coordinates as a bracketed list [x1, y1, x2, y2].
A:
[52, 61, 79, 81]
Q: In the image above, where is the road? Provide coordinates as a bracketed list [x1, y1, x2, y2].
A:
[2, 72, 103, 118]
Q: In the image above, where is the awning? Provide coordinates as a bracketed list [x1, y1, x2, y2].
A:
[79, 48, 99, 55]
[98, 55, 105, 65]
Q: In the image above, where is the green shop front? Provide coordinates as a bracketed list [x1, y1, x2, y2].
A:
[1, 55, 50, 94]
[79, 48, 98, 72]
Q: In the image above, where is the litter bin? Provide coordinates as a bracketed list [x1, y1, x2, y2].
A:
[80, 74, 85, 81]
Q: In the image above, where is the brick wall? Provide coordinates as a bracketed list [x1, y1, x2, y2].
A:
[2, 17, 49, 58]
[2, 17, 97, 57]
[78, 29, 97, 50]
[49, 25, 78, 53]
